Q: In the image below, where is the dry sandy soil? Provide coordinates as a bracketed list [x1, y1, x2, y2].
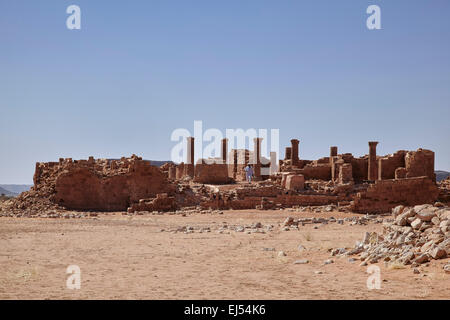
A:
[0, 209, 449, 300]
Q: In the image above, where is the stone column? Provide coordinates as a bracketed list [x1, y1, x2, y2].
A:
[270, 151, 278, 175]
[221, 138, 228, 164]
[330, 146, 338, 168]
[231, 149, 238, 179]
[253, 138, 262, 164]
[368, 141, 379, 181]
[330, 146, 338, 158]
[285, 147, 292, 160]
[186, 137, 194, 165]
[186, 137, 195, 178]
[176, 163, 185, 179]
[290, 139, 299, 166]
[253, 138, 263, 179]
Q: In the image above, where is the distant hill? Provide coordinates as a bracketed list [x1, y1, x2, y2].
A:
[0, 185, 32, 197]
[0, 186, 18, 196]
[436, 171, 450, 182]
[148, 160, 173, 167]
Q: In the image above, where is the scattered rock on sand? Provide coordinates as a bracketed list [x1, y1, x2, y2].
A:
[294, 259, 309, 264]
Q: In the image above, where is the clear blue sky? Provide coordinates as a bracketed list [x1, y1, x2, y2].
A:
[1, 0, 449, 184]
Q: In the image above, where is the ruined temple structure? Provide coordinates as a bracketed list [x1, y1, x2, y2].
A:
[2, 138, 445, 215]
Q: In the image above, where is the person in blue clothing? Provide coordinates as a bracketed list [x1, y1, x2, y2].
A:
[244, 164, 254, 183]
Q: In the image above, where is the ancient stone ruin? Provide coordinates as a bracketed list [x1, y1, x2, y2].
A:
[1, 138, 447, 216]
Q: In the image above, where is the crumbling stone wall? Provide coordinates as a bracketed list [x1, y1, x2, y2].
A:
[299, 163, 331, 180]
[338, 163, 353, 184]
[405, 149, 435, 182]
[193, 163, 231, 184]
[378, 150, 406, 180]
[351, 177, 439, 213]
[351, 157, 368, 182]
[32, 155, 174, 211]
[200, 193, 341, 210]
[127, 193, 176, 213]
[235, 185, 282, 198]
[7, 155, 176, 213]
[54, 157, 173, 211]
[438, 177, 450, 204]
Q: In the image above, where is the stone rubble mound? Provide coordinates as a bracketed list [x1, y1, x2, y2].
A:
[332, 204, 450, 269]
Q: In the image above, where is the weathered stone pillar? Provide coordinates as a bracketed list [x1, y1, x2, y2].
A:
[168, 166, 176, 180]
[221, 138, 228, 164]
[269, 151, 278, 175]
[330, 146, 338, 167]
[338, 163, 353, 184]
[368, 141, 379, 181]
[185, 137, 195, 178]
[186, 137, 195, 165]
[253, 138, 263, 179]
[330, 146, 338, 158]
[232, 149, 238, 179]
[290, 139, 299, 166]
[253, 138, 262, 164]
[285, 147, 291, 160]
[176, 163, 185, 179]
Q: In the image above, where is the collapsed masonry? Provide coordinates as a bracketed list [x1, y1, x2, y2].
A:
[1, 138, 446, 215]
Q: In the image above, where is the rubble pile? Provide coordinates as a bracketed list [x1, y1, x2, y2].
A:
[333, 204, 450, 269]
[438, 176, 450, 204]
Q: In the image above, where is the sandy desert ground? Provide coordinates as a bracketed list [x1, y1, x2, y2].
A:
[0, 209, 449, 300]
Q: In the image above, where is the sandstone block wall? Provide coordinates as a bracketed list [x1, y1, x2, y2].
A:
[338, 163, 353, 184]
[193, 163, 231, 184]
[200, 193, 341, 210]
[128, 193, 176, 213]
[299, 164, 331, 180]
[405, 149, 435, 182]
[351, 157, 368, 182]
[351, 177, 439, 213]
[378, 150, 406, 180]
[235, 185, 282, 198]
